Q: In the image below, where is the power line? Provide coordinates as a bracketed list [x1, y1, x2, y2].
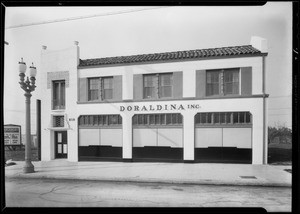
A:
[5, 6, 171, 29]
[269, 114, 291, 116]
[268, 108, 292, 110]
[268, 95, 292, 98]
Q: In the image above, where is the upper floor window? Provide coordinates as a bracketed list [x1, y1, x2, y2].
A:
[88, 77, 113, 101]
[143, 73, 173, 99]
[206, 68, 239, 96]
[53, 80, 65, 110]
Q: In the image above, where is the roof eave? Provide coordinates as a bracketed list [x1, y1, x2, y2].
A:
[78, 53, 267, 69]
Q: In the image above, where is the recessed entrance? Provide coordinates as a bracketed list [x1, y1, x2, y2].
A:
[55, 131, 67, 158]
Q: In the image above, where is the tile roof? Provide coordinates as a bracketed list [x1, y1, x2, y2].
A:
[79, 45, 263, 67]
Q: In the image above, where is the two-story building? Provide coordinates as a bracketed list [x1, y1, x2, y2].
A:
[40, 36, 268, 164]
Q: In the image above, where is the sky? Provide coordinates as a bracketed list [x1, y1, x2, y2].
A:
[4, 3, 293, 134]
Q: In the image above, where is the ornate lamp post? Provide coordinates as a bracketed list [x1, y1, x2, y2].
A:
[18, 58, 37, 173]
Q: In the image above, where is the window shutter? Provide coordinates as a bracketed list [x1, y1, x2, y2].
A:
[113, 75, 122, 101]
[133, 74, 143, 100]
[78, 78, 88, 102]
[241, 67, 252, 95]
[196, 70, 206, 98]
[173, 71, 183, 98]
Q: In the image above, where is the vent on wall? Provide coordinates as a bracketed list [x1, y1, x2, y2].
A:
[53, 116, 64, 127]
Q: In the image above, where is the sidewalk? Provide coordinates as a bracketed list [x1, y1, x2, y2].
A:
[5, 160, 292, 187]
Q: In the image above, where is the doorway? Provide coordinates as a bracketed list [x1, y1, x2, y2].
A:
[55, 131, 67, 158]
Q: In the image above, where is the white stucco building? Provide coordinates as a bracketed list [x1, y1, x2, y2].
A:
[40, 36, 268, 164]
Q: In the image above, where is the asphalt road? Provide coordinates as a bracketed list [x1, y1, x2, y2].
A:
[5, 178, 291, 211]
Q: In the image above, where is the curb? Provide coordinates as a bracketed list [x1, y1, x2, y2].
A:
[5, 174, 292, 188]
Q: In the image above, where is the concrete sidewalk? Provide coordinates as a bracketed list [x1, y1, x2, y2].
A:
[5, 160, 292, 187]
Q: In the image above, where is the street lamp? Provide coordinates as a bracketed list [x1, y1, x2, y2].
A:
[18, 58, 37, 173]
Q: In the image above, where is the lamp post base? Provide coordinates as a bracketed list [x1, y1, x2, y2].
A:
[23, 162, 35, 173]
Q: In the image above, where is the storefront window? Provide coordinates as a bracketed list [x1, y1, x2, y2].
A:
[133, 114, 182, 126]
[196, 112, 251, 125]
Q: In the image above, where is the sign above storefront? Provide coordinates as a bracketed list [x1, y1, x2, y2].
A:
[120, 104, 201, 112]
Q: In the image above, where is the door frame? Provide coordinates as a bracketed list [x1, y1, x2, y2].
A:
[54, 130, 68, 159]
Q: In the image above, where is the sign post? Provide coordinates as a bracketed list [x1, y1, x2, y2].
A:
[4, 124, 22, 150]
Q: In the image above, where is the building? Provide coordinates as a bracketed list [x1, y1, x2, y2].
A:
[40, 36, 268, 164]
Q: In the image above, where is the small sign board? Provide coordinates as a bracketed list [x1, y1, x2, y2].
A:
[4, 124, 22, 146]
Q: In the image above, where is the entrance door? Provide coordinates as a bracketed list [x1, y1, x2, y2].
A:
[55, 131, 67, 158]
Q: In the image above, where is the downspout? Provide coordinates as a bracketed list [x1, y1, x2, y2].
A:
[262, 55, 267, 164]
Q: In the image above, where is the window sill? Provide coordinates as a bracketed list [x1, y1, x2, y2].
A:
[46, 127, 71, 131]
[195, 124, 252, 128]
[51, 109, 66, 113]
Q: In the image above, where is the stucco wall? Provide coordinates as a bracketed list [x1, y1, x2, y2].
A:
[41, 46, 266, 164]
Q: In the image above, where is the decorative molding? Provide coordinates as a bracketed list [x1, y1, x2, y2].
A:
[47, 71, 69, 89]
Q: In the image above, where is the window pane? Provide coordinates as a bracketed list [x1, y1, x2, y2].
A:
[207, 71, 220, 96]
[150, 115, 155, 124]
[220, 113, 226, 123]
[246, 112, 251, 123]
[89, 79, 99, 101]
[138, 115, 144, 125]
[207, 113, 212, 123]
[178, 114, 182, 124]
[144, 75, 155, 87]
[144, 87, 155, 99]
[200, 113, 206, 124]
[155, 115, 160, 125]
[195, 114, 200, 124]
[160, 86, 172, 97]
[144, 115, 150, 125]
[99, 115, 103, 125]
[224, 69, 239, 95]
[61, 82, 65, 107]
[239, 112, 245, 123]
[103, 89, 113, 99]
[172, 114, 177, 124]
[226, 113, 232, 123]
[160, 74, 172, 86]
[89, 116, 93, 125]
[161, 114, 166, 124]
[118, 115, 122, 124]
[94, 115, 98, 125]
[233, 112, 239, 123]
[144, 75, 156, 98]
[103, 115, 108, 125]
[103, 78, 113, 89]
[214, 113, 220, 123]
[166, 114, 172, 125]
[53, 82, 59, 100]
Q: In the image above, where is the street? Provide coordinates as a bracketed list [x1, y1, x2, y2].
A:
[5, 178, 291, 211]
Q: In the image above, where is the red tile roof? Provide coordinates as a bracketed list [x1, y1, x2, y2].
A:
[79, 45, 263, 67]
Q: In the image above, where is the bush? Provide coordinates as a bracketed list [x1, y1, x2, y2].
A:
[268, 125, 292, 144]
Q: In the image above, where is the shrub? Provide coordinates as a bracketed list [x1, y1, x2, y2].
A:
[268, 125, 292, 144]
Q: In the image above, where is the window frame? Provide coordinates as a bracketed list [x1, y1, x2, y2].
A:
[87, 76, 114, 101]
[78, 115, 122, 128]
[132, 113, 183, 127]
[195, 112, 252, 127]
[52, 80, 66, 110]
[143, 73, 173, 99]
[206, 68, 240, 97]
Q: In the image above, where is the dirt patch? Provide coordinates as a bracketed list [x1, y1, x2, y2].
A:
[5, 148, 39, 162]
[268, 144, 292, 165]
